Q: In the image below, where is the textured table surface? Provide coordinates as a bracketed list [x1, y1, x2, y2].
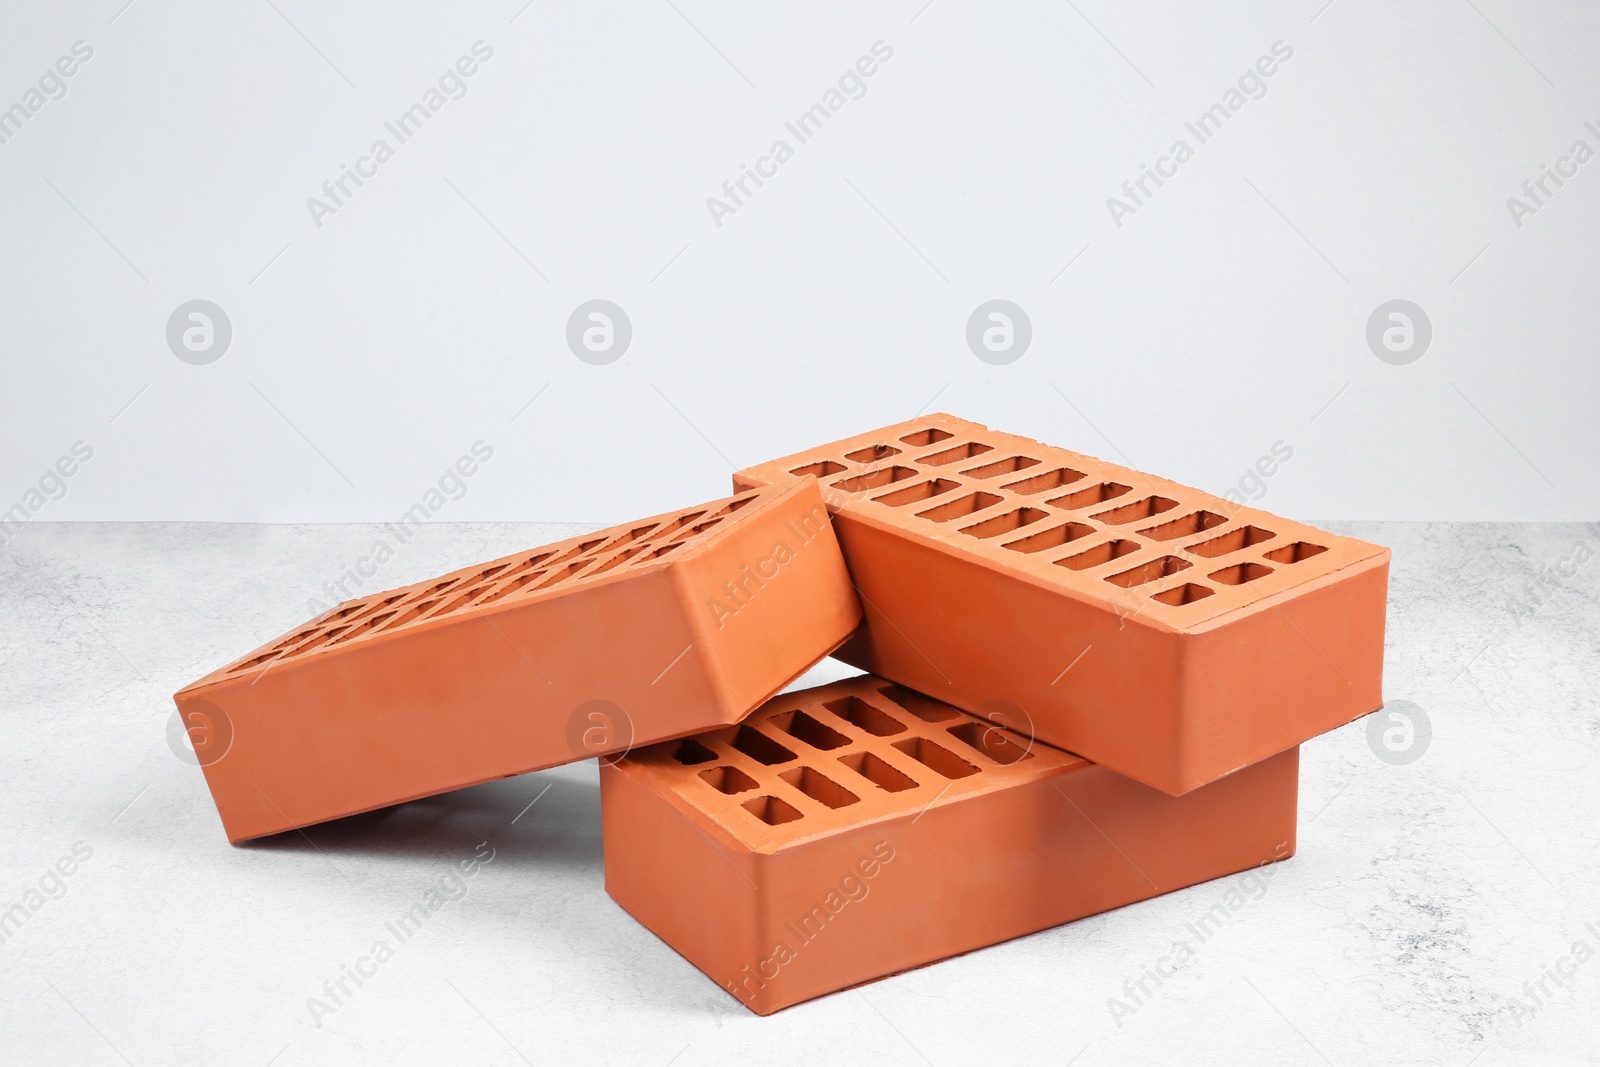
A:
[2, 521, 1595, 1066]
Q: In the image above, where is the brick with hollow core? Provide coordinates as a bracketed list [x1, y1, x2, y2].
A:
[732, 413, 1388, 795]
[601, 675, 1298, 1015]
[173, 478, 861, 843]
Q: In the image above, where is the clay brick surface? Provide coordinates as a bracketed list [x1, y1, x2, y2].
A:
[602, 675, 1298, 1015]
[175, 478, 861, 843]
[733, 413, 1388, 795]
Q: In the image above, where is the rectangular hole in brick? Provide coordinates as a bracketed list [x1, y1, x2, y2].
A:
[426, 590, 479, 619]
[673, 738, 718, 765]
[1152, 582, 1216, 606]
[916, 491, 1003, 523]
[873, 478, 959, 507]
[273, 631, 320, 657]
[283, 626, 329, 652]
[315, 605, 365, 630]
[395, 583, 444, 608]
[474, 571, 546, 606]
[588, 534, 633, 557]
[899, 427, 954, 446]
[283, 629, 340, 658]
[947, 721, 1033, 765]
[821, 696, 906, 737]
[1048, 481, 1132, 510]
[383, 599, 439, 628]
[960, 506, 1050, 539]
[845, 443, 902, 463]
[698, 765, 758, 794]
[587, 544, 650, 576]
[790, 460, 847, 479]
[876, 684, 959, 722]
[959, 455, 1042, 480]
[617, 523, 660, 545]
[296, 622, 337, 642]
[892, 737, 978, 779]
[831, 466, 917, 493]
[484, 552, 555, 588]
[364, 591, 409, 613]
[1186, 525, 1277, 558]
[671, 519, 721, 542]
[1003, 521, 1094, 554]
[920, 441, 995, 466]
[466, 563, 511, 591]
[1138, 510, 1228, 541]
[1092, 495, 1180, 525]
[837, 751, 918, 792]
[584, 530, 648, 561]
[533, 561, 593, 590]
[418, 578, 460, 600]
[315, 594, 406, 644]
[295, 627, 341, 652]
[571, 538, 614, 560]
[766, 709, 850, 751]
[547, 537, 609, 567]
[1001, 466, 1087, 495]
[1264, 540, 1328, 564]
[742, 795, 804, 825]
[731, 725, 796, 765]
[780, 767, 859, 809]
[1209, 562, 1274, 585]
[711, 496, 757, 517]
[653, 511, 707, 538]
[356, 611, 397, 633]
[1106, 555, 1192, 588]
[1055, 539, 1140, 570]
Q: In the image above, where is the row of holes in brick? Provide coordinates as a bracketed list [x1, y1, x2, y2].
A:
[792, 428, 1328, 608]
[223, 496, 759, 677]
[668, 684, 1034, 827]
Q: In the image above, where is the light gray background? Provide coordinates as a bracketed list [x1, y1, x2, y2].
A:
[2, 1, 1597, 524]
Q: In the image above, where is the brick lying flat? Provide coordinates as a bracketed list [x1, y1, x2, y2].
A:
[733, 413, 1388, 795]
[174, 478, 861, 843]
[602, 675, 1298, 1015]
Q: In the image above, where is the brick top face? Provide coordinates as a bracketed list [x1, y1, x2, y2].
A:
[734, 413, 1388, 631]
[618, 675, 1082, 853]
[188, 486, 776, 688]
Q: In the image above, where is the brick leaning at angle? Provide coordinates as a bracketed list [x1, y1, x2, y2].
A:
[732, 413, 1389, 796]
[601, 675, 1298, 1015]
[173, 478, 861, 843]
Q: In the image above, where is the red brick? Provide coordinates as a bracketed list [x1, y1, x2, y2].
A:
[174, 479, 860, 842]
[601, 675, 1298, 1014]
[733, 414, 1388, 795]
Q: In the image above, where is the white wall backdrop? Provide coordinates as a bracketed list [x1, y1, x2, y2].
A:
[1, 0, 1597, 525]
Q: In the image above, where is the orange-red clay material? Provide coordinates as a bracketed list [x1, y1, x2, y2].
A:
[733, 413, 1388, 796]
[601, 675, 1299, 1015]
[175, 479, 861, 842]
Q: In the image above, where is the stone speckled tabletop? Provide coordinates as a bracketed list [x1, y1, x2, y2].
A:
[2, 521, 1595, 1065]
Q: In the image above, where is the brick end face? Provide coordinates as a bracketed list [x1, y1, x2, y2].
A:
[678, 479, 863, 718]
